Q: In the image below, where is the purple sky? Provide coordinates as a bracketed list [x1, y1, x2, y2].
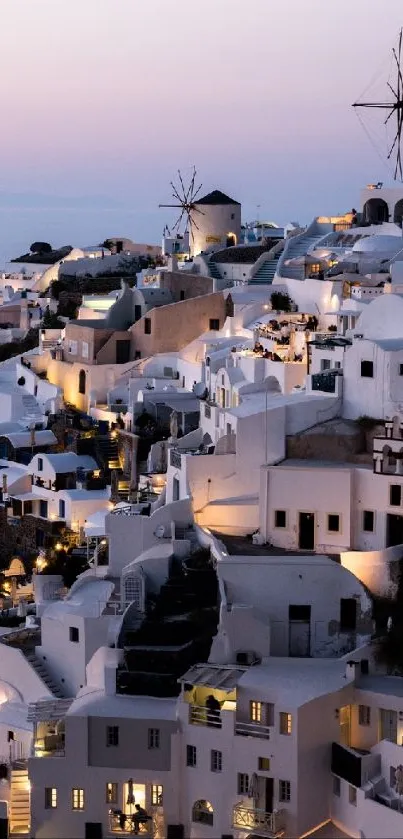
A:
[0, 0, 402, 254]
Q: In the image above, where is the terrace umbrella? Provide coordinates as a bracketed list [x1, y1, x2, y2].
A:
[248, 772, 259, 801]
[127, 778, 135, 814]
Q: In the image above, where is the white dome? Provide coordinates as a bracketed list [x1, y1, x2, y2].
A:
[352, 235, 403, 254]
[355, 293, 403, 340]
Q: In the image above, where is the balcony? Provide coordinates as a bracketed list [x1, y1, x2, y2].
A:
[108, 807, 162, 837]
[235, 720, 271, 739]
[232, 804, 286, 837]
[33, 733, 65, 757]
[189, 704, 222, 728]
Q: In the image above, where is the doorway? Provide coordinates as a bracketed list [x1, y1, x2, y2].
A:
[172, 477, 180, 502]
[298, 512, 315, 550]
[386, 513, 403, 547]
[380, 709, 397, 743]
[226, 233, 237, 247]
[116, 340, 131, 364]
[288, 605, 311, 657]
[257, 777, 273, 813]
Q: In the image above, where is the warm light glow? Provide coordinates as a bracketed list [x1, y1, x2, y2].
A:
[264, 304, 269, 310]
[93, 469, 101, 478]
[36, 557, 47, 572]
[55, 542, 62, 552]
[49, 513, 56, 521]
[111, 430, 118, 439]
[100, 539, 107, 546]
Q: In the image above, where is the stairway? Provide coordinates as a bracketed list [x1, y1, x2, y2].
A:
[278, 232, 327, 280]
[10, 766, 30, 835]
[208, 259, 221, 281]
[20, 393, 43, 427]
[24, 652, 65, 698]
[249, 256, 280, 285]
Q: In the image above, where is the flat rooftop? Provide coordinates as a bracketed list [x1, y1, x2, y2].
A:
[215, 532, 340, 561]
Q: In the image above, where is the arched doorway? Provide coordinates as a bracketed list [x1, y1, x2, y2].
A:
[226, 232, 237, 247]
[78, 369, 86, 395]
[394, 199, 403, 227]
[363, 198, 389, 224]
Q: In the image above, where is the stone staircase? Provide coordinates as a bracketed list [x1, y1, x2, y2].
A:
[208, 258, 221, 281]
[20, 393, 43, 428]
[249, 256, 280, 285]
[9, 765, 30, 836]
[277, 231, 328, 280]
[24, 652, 65, 698]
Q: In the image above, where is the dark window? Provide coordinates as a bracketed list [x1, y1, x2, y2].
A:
[321, 359, 331, 371]
[279, 780, 291, 802]
[134, 305, 142, 321]
[274, 510, 286, 528]
[59, 499, 66, 519]
[134, 351, 141, 360]
[187, 745, 197, 767]
[180, 290, 185, 301]
[24, 501, 32, 515]
[399, 364, 403, 376]
[36, 528, 45, 547]
[360, 360, 373, 378]
[358, 705, 371, 726]
[237, 773, 249, 794]
[333, 776, 340, 797]
[231, 213, 235, 220]
[340, 598, 357, 631]
[289, 605, 311, 621]
[328, 514, 340, 532]
[148, 728, 160, 749]
[78, 369, 86, 395]
[209, 319, 220, 331]
[39, 499, 48, 519]
[116, 340, 131, 364]
[37, 457, 43, 471]
[363, 510, 374, 532]
[210, 749, 222, 772]
[69, 626, 79, 643]
[106, 726, 119, 747]
[144, 318, 152, 335]
[390, 484, 402, 506]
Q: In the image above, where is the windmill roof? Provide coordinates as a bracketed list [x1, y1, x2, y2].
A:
[195, 189, 240, 206]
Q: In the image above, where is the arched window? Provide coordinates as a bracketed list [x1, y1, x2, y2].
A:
[78, 369, 86, 395]
[123, 573, 144, 611]
[363, 198, 389, 225]
[192, 800, 214, 826]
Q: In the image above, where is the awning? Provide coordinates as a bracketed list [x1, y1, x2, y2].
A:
[179, 663, 246, 690]
[10, 492, 38, 502]
[1, 430, 57, 448]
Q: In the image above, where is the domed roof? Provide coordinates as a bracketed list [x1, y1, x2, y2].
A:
[352, 234, 402, 254]
[355, 293, 403, 340]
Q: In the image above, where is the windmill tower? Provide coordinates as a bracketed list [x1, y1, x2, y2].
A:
[159, 169, 242, 257]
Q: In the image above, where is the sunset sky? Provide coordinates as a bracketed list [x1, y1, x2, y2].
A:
[0, 0, 402, 255]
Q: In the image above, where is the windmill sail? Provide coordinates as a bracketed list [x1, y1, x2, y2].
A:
[353, 29, 403, 181]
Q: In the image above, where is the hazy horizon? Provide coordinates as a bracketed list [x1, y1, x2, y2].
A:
[1, 0, 402, 262]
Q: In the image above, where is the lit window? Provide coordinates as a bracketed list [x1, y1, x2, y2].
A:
[250, 701, 262, 722]
[333, 776, 340, 797]
[349, 785, 357, 806]
[187, 745, 197, 767]
[279, 712, 292, 735]
[274, 510, 286, 528]
[279, 780, 291, 802]
[148, 728, 160, 749]
[192, 800, 213, 826]
[151, 785, 163, 805]
[237, 773, 249, 794]
[106, 783, 118, 804]
[45, 788, 57, 809]
[72, 788, 84, 810]
[106, 726, 119, 747]
[327, 514, 340, 533]
[258, 757, 271, 771]
[210, 749, 222, 772]
[362, 510, 374, 532]
[358, 705, 371, 726]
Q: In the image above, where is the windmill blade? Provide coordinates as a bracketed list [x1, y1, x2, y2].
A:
[172, 208, 187, 232]
[159, 203, 183, 209]
[177, 169, 187, 202]
[392, 46, 403, 94]
[387, 81, 398, 99]
[384, 105, 397, 125]
[191, 205, 205, 217]
[190, 214, 200, 232]
[191, 182, 203, 202]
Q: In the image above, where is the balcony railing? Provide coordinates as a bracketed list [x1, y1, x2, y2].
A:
[189, 704, 222, 728]
[232, 804, 286, 837]
[170, 449, 182, 469]
[109, 807, 162, 836]
[235, 720, 271, 739]
[33, 734, 65, 756]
